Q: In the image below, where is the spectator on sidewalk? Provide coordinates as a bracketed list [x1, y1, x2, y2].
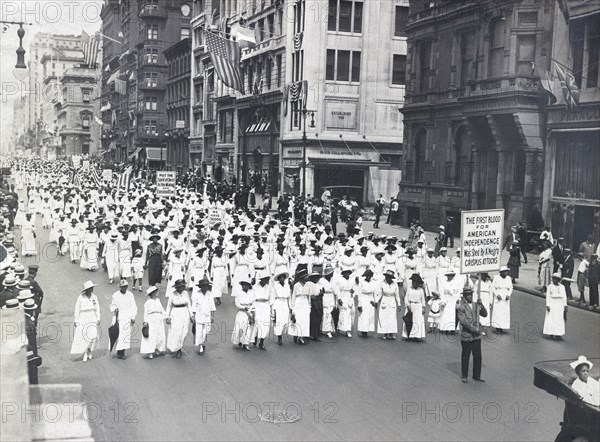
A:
[579, 234, 596, 261]
[516, 222, 528, 263]
[388, 198, 399, 226]
[552, 237, 565, 273]
[540, 227, 554, 245]
[435, 226, 445, 256]
[373, 195, 385, 229]
[445, 216, 455, 248]
[538, 242, 553, 293]
[577, 254, 589, 304]
[588, 254, 599, 307]
[561, 248, 575, 300]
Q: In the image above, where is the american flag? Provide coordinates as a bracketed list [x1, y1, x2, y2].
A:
[80, 30, 100, 68]
[118, 166, 133, 192]
[114, 78, 127, 95]
[205, 31, 244, 94]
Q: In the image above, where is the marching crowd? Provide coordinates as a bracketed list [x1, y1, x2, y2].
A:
[0, 156, 598, 384]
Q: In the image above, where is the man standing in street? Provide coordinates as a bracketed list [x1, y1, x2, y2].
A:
[516, 222, 528, 263]
[388, 198, 399, 226]
[373, 195, 385, 229]
[561, 248, 575, 300]
[26, 265, 44, 320]
[457, 287, 487, 383]
[588, 254, 600, 308]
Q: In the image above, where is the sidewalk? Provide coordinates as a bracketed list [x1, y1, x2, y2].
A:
[356, 218, 600, 314]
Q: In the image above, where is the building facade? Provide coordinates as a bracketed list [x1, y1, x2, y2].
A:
[100, 0, 191, 167]
[165, 37, 192, 172]
[54, 67, 102, 157]
[399, 0, 555, 233]
[279, 0, 405, 203]
[543, 0, 600, 250]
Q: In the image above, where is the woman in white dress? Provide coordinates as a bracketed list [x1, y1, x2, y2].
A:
[422, 249, 438, 292]
[320, 266, 337, 339]
[13, 199, 26, 228]
[543, 273, 568, 339]
[273, 271, 291, 345]
[403, 249, 421, 286]
[439, 270, 461, 332]
[491, 266, 512, 333]
[334, 268, 356, 337]
[288, 269, 311, 344]
[20, 214, 37, 257]
[210, 247, 228, 305]
[402, 273, 427, 341]
[80, 226, 99, 271]
[70, 280, 101, 362]
[376, 270, 402, 340]
[165, 249, 186, 297]
[231, 278, 256, 350]
[356, 269, 378, 337]
[165, 279, 193, 358]
[477, 273, 493, 329]
[118, 232, 132, 281]
[191, 278, 216, 355]
[140, 286, 167, 359]
[251, 271, 273, 350]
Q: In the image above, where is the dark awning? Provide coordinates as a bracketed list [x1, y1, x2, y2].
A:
[146, 147, 166, 161]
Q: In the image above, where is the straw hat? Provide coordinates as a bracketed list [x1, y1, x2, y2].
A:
[82, 280, 97, 291]
[570, 356, 593, 371]
[2, 299, 19, 310]
[23, 298, 38, 311]
[146, 286, 159, 296]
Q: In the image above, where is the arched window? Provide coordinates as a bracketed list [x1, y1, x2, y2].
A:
[414, 128, 426, 183]
[489, 18, 506, 77]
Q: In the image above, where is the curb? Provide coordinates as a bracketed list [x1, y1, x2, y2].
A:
[515, 284, 600, 314]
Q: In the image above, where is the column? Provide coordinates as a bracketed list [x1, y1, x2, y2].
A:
[305, 163, 315, 198]
[470, 148, 481, 209]
[495, 150, 506, 209]
[523, 148, 545, 224]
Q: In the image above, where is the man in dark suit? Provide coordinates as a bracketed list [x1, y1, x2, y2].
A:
[561, 248, 575, 300]
[504, 226, 520, 250]
[0, 276, 18, 309]
[516, 222, 528, 263]
[552, 237, 565, 273]
[457, 288, 487, 384]
[26, 265, 44, 320]
[373, 195, 385, 228]
[445, 216, 455, 248]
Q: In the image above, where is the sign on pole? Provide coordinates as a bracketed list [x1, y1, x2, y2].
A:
[72, 156, 81, 168]
[82, 160, 90, 169]
[156, 171, 176, 197]
[460, 209, 504, 275]
[208, 208, 221, 227]
[102, 169, 112, 181]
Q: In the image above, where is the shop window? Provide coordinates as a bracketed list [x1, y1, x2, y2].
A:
[392, 54, 406, 85]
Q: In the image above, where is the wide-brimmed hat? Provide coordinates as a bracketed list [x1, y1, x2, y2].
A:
[385, 245, 397, 252]
[2, 299, 19, 310]
[257, 270, 271, 281]
[3, 276, 17, 287]
[340, 267, 353, 274]
[196, 278, 212, 288]
[110, 232, 119, 239]
[445, 270, 456, 277]
[275, 271, 289, 280]
[384, 270, 396, 279]
[308, 272, 321, 279]
[499, 266, 510, 273]
[118, 279, 129, 287]
[362, 269, 374, 278]
[410, 273, 424, 284]
[570, 355, 593, 371]
[23, 298, 38, 311]
[295, 268, 309, 280]
[146, 286, 159, 296]
[82, 280, 96, 291]
[149, 233, 161, 241]
[238, 277, 252, 286]
[17, 280, 31, 290]
[427, 248, 434, 253]
[173, 278, 186, 288]
[322, 265, 335, 276]
[17, 290, 34, 301]
[551, 272, 562, 280]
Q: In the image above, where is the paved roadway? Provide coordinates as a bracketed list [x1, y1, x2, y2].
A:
[16, 218, 600, 441]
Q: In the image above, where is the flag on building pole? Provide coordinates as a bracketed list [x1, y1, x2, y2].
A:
[554, 62, 580, 109]
[230, 23, 257, 48]
[114, 78, 127, 95]
[204, 30, 244, 94]
[80, 30, 100, 68]
[537, 65, 557, 104]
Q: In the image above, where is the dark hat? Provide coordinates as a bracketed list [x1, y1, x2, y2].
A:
[462, 288, 474, 295]
[296, 268, 309, 280]
[362, 269, 374, 278]
[28, 264, 39, 273]
[384, 270, 396, 279]
[409, 273, 424, 284]
[196, 278, 212, 288]
[173, 279, 186, 288]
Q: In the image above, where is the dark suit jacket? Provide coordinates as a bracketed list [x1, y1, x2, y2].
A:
[0, 288, 18, 309]
[562, 255, 575, 278]
[25, 313, 37, 354]
[457, 299, 488, 342]
[552, 245, 565, 264]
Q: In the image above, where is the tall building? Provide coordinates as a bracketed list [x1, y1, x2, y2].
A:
[54, 67, 102, 157]
[100, 0, 191, 167]
[543, 0, 600, 249]
[165, 37, 192, 172]
[191, 0, 406, 201]
[399, 0, 555, 233]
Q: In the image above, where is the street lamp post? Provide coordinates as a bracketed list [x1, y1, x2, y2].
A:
[0, 21, 33, 69]
[298, 107, 316, 198]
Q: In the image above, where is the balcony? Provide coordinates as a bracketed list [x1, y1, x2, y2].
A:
[241, 34, 285, 61]
[138, 78, 166, 91]
[139, 5, 167, 19]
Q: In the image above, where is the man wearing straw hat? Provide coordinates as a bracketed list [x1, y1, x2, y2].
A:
[0, 276, 18, 309]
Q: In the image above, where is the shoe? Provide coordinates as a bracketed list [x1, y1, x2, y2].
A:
[139, 287, 143, 292]
[176, 349, 182, 359]
[155, 350, 161, 356]
[242, 345, 251, 351]
[277, 336, 283, 345]
[238, 343, 243, 348]
[148, 354, 154, 359]
[347, 332, 352, 338]
[298, 338, 306, 345]
[87, 350, 93, 360]
[83, 352, 88, 362]
[199, 346, 204, 355]
[390, 335, 396, 340]
[461, 378, 468, 383]
[382, 335, 387, 340]
[109, 279, 113, 284]
[293, 337, 298, 344]
[473, 378, 485, 383]
[117, 354, 126, 360]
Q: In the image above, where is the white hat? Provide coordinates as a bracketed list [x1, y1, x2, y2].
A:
[500, 266, 510, 272]
[257, 269, 271, 280]
[118, 279, 129, 287]
[445, 270, 456, 276]
[570, 355, 593, 370]
[82, 280, 97, 291]
[552, 272, 562, 279]
[146, 286, 159, 296]
[238, 277, 252, 285]
[439, 225, 445, 230]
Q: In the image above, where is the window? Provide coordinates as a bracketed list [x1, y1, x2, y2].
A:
[337, 50, 350, 81]
[276, 55, 282, 87]
[219, 110, 233, 143]
[418, 40, 432, 92]
[414, 129, 426, 183]
[81, 115, 90, 129]
[394, 5, 409, 37]
[146, 48, 158, 64]
[145, 97, 158, 111]
[328, 0, 362, 33]
[489, 18, 505, 77]
[147, 24, 158, 40]
[326, 49, 335, 80]
[351, 51, 361, 82]
[180, 27, 190, 40]
[145, 73, 158, 87]
[81, 88, 91, 102]
[571, 15, 600, 88]
[516, 35, 536, 75]
[460, 31, 476, 84]
[144, 120, 158, 134]
[265, 59, 272, 89]
[392, 54, 406, 85]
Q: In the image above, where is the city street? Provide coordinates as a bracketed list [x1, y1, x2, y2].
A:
[20, 219, 600, 441]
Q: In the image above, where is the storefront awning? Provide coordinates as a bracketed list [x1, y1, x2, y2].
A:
[308, 158, 390, 168]
[146, 147, 166, 161]
[246, 117, 271, 134]
[128, 147, 143, 160]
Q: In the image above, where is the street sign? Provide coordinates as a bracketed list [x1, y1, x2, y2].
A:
[102, 169, 112, 181]
[460, 209, 504, 275]
[156, 171, 177, 197]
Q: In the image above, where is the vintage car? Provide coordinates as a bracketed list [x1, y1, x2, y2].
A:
[534, 358, 600, 442]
